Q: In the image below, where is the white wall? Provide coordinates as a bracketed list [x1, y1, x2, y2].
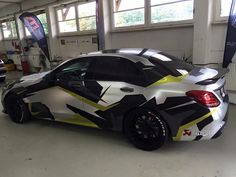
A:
[58, 35, 98, 59]
[110, 27, 193, 59]
[210, 24, 227, 64]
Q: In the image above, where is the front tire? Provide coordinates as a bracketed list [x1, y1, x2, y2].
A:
[5, 94, 31, 123]
[124, 109, 168, 151]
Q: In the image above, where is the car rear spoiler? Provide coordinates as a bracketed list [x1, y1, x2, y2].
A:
[196, 68, 229, 85]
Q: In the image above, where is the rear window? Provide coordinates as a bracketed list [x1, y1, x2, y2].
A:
[148, 52, 194, 77]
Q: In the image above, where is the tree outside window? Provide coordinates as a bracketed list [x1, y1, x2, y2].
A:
[57, 6, 77, 33]
[151, 0, 194, 23]
[113, 0, 145, 27]
[78, 2, 96, 31]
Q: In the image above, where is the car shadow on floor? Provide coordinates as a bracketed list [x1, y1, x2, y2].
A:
[19, 117, 199, 153]
[31, 118, 133, 147]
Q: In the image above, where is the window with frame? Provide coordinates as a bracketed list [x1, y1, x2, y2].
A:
[56, 1, 97, 34]
[86, 56, 145, 85]
[57, 6, 77, 33]
[56, 59, 91, 81]
[25, 12, 49, 36]
[55, 59, 92, 96]
[113, 0, 145, 28]
[151, 0, 194, 24]
[1, 20, 18, 39]
[78, 1, 96, 31]
[220, 0, 232, 17]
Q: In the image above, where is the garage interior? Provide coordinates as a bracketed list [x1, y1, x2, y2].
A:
[0, 0, 235, 177]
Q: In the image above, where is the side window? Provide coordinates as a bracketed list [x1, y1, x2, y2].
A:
[56, 59, 91, 81]
[86, 56, 145, 85]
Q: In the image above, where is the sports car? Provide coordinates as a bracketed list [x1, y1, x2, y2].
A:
[1, 48, 229, 151]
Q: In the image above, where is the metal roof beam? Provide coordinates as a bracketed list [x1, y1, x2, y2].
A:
[0, 1, 20, 4]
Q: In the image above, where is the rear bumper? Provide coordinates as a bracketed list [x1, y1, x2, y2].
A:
[211, 100, 229, 139]
[172, 95, 229, 141]
[199, 96, 229, 141]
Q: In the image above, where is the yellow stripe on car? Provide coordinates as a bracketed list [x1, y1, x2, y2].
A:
[148, 74, 188, 87]
[28, 103, 41, 116]
[58, 86, 119, 111]
[173, 109, 217, 141]
[59, 114, 99, 128]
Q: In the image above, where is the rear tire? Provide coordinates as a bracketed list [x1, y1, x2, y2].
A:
[5, 94, 31, 123]
[124, 109, 168, 151]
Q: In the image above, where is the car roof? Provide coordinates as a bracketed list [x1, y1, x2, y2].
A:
[81, 49, 158, 65]
[58, 48, 165, 68]
[89, 48, 161, 58]
[78, 48, 161, 65]
[54, 48, 193, 77]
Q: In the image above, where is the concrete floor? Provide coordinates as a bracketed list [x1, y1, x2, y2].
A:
[0, 71, 235, 177]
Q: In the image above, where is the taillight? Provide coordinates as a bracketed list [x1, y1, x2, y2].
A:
[186, 90, 220, 107]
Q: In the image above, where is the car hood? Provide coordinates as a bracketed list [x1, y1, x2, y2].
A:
[21, 71, 50, 81]
[16, 71, 51, 87]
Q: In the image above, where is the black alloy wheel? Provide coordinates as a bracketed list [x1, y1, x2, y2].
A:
[124, 109, 168, 151]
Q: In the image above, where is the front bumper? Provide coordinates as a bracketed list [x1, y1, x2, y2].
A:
[0, 67, 6, 80]
[1, 92, 7, 113]
[0, 67, 6, 74]
[1, 83, 12, 113]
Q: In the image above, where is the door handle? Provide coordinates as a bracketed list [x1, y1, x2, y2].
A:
[120, 87, 134, 93]
[69, 82, 83, 88]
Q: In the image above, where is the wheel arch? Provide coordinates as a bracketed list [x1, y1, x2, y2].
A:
[122, 107, 173, 139]
[4, 93, 31, 123]
[3, 91, 18, 113]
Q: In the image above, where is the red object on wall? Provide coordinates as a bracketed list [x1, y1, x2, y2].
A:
[21, 60, 30, 75]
